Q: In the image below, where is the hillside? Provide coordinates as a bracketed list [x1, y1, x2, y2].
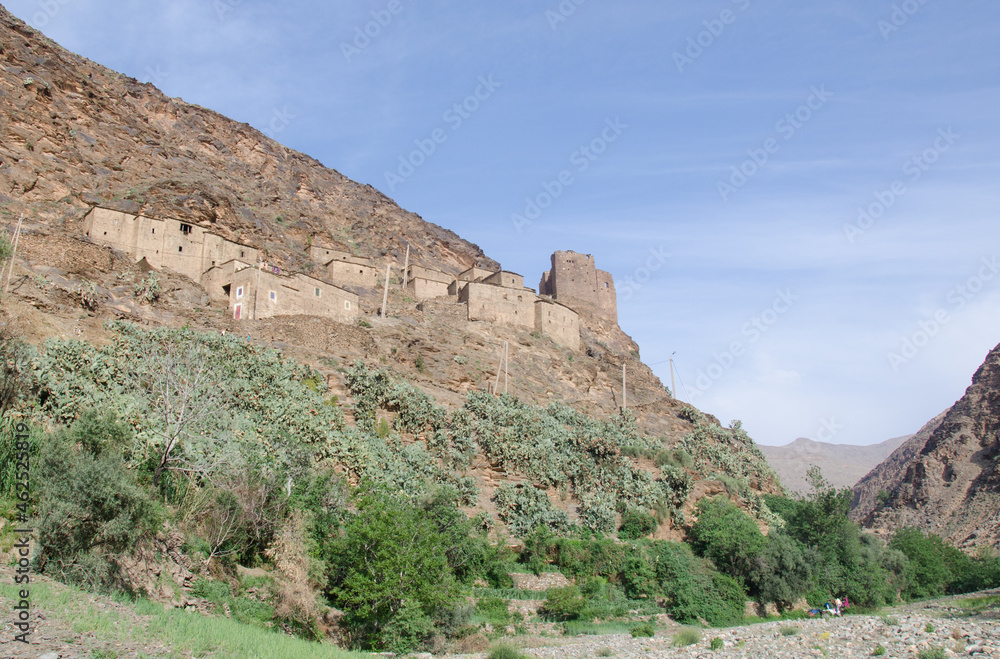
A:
[0, 5, 494, 276]
[760, 435, 911, 494]
[851, 343, 1000, 548]
[0, 0, 781, 539]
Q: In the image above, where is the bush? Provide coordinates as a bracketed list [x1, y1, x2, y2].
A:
[917, 647, 946, 659]
[488, 643, 528, 659]
[647, 541, 746, 627]
[673, 627, 701, 646]
[325, 487, 464, 651]
[710, 637, 724, 650]
[618, 509, 657, 540]
[873, 644, 886, 655]
[541, 585, 587, 621]
[688, 496, 765, 584]
[33, 412, 161, 592]
[780, 625, 800, 636]
[630, 621, 656, 638]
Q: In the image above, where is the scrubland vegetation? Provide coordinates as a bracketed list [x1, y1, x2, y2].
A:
[2, 322, 998, 654]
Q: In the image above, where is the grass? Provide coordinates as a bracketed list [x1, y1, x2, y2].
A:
[628, 621, 655, 638]
[917, 647, 946, 659]
[474, 587, 547, 601]
[880, 615, 900, 626]
[779, 625, 800, 636]
[954, 594, 1000, 611]
[562, 620, 633, 636]
[873, 644, 886, 656]
[487, 643, 530, 659]
[0, 581, 363, 659]
[596, 648, 613, 657]
[673, 627, 702, 647]
[710, 637, 723, 650]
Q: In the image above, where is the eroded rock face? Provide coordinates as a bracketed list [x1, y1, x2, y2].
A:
[851, 343, 1000, 548]
[0, 6, 495, 275]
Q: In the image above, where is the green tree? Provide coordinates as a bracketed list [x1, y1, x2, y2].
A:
[325, 486, 465, 652]
[688, 496, 765, 585]
[750, 531, 812, 608]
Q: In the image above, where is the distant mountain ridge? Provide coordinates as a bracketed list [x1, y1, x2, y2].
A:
[851, 343, 1000, 548]
[760, 435, 911, 494]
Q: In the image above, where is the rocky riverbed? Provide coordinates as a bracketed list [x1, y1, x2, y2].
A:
[450, 590, 1000, 659]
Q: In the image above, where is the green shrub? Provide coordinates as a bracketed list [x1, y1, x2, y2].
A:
[618, 509, 657, 540]
[325, 487, 464, 651]
[917, 647, 946, 659]
[541, 585, 586, 621]
[710, 637, 724, 650]
[476, 597, 512, 624]
[494, 483, 570, 536]
[780, 625, 800, 636]
[673, 627, 701, 646]
[688, 496, 765, 584]
[33, 413, 161, 592]
[488, 643, 528, 659]
[630, 621, 656, 638]
[873, 644, 886, 655]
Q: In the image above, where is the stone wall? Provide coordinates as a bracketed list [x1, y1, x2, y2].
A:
[409, 276, 451, 301]
[326, 259, 379, 288]
[228, 266, 359, 323]
[460, 281, 534, 329]
[483, 270, 524, 290]
[534, 299, 580, 351]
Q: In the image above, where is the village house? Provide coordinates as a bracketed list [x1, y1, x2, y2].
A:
[81, 206, 598, 350]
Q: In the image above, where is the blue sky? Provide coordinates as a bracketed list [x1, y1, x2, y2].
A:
[8, 0, 999, 446]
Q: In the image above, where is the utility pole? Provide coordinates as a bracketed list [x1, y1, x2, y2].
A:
[622, 362, 627, 413]
[253, 256, 262, 320]
[504, 341, 509, 394]
[4, 213, 24, 294]
[380, 264, 391, 317]
[670, 351, 677, 399]
[401, 245, 410, 291]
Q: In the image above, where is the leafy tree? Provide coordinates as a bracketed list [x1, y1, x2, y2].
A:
[890, 528, 974, 600]
[750, 531, 812, 608]
[325, 486, 465, 652]
[647, 541, 746, 626]
[688, 496, 765, 584]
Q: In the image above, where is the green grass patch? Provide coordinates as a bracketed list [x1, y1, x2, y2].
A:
[954, 594, 1000, 611]
[629, 621, 656, 638]
[487, 643, 530, 659]
[562, 620, 633, 636]
[673, 627, 702, 646]
[474, 587, 545, 601]
[0, 581, 362, 659]
[780, 625, 800, 636]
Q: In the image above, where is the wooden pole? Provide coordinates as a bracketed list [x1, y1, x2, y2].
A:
[504, 341, 509, 394]
[3, 213, 24, 294]
[402, 245, 410, 290]
[670, 353, 676, 399]
[380, 264, 391, 317]
[253, 257, 262, 320]
[493, 342, 505, 395]
[622, 362, 627, 412]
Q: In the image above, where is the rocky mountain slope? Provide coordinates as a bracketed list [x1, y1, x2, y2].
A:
[851, 344, 1000, 548]
[0, 5, 494, 276]
[760, 435, 911, 494]
[0, 2, 782, 540]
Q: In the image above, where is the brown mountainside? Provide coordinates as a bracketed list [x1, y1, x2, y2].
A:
[851, 344, 1000, 548]
[0, 5, 782, 536]
[760, 434, 911, 495]
[0, 5, 494, 275]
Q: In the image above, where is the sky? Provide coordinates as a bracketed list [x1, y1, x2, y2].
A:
[6, 0, 999, 447]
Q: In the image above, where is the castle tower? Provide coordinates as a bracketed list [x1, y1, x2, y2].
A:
[539, 250, 617, 324]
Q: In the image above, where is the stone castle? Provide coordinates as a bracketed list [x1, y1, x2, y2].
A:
[82, 207, 619, 352]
